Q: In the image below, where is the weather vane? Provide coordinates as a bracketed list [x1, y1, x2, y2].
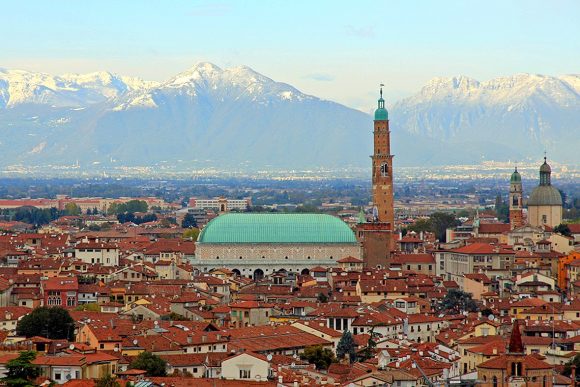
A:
[380, 83, 384, 98]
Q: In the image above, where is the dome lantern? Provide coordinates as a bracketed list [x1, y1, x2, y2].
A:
[539, 156, 551, 186]
[510, 167, 521, 183]
[374, 84, 388, 121]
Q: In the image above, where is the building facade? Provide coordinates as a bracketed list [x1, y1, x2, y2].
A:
[188, 197, 251, 212]
[194, 213, 361, 279]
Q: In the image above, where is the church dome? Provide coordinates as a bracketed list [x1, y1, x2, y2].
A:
[198, 213, 357, 243]
[528, 185, 562, 206]
[510, 168, 521, 183]
[374, 99, 388, 120]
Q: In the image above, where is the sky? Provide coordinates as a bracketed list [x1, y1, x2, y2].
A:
[1, 0, 579, 111]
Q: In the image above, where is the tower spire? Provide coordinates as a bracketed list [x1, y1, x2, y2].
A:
[375, 84, 387, 117]
[508, 319, 524, 354]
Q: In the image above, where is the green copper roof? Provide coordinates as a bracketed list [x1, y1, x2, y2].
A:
[374, 87, 388, 120]
[374, 106, 388, 120]
[198, 213, 358, 244]
[510, 168, 521, 183]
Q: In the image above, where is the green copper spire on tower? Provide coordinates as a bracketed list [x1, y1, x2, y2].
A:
[374, 84, 388, 120]
[357, 208, 366, 224]
[510, 166, 521, 183]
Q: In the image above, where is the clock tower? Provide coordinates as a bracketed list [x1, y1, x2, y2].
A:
[356, 86, 395, 268]
[371, 86, 394, 225]
[509, 167, 524, 229]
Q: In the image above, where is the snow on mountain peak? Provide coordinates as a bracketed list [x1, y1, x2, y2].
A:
[0, 68, 157, 108]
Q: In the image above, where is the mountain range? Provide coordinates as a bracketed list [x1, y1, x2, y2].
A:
[0, 63, 578, 172]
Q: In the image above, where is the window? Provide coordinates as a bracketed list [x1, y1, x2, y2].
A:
[240, 369, 251, 379]
[492, 376, 498, 387]
[542, 215, 547, 224]
[380, 162, 388, 177]
[55, 373, 62, 380]
[67, 296, 76, 306]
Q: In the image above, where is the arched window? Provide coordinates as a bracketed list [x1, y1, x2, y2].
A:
[492, 376, 498, 387]
[380, 162, 388, 177]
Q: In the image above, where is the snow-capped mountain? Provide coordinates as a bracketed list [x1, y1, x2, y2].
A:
[0, 68, 155, 108]
[0, 62, 378, 169]
[113, 62, 311, 111]
[0, 64, 578, 170]
[390, 74, 580, 164]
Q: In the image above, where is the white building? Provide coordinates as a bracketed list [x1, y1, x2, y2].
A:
[189, 197, 251, 212]
[74, 242, 119, 266]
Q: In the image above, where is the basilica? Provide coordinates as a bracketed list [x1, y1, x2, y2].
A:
[193, 89, 395, 278]
[509, 157, 563, 229]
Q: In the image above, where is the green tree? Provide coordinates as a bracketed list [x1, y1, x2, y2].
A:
[408, 218, 432, 234]
[181, 213, 198, 228]
[122, 200, 148, 214]
[554, 223, 572, 237]
[336, 330, 356, 363]
[440, 289, 479, 314]
[16, 307, 75, 340]
[87, 224, 101, 231]
[429, 212, 460, 242]
[2, 350, 40, 387]
[182, 228, 200, 240]
[300, 345, 336, 370]
[294, 204, 320, 213]
[494, 195, 509, 223]
[357, 327, 380, 362]
[95, 375, 121, 387]
[563, 354, 580, 377]
[107, 202, 119, 215]
[64, 202, 81, 216]
[74, 303, 100, 312]
[130, 351, 167, 376]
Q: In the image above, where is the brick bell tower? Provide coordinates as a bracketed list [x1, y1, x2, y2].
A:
[509, 166, 524, 229]
[356, 86, 395, 268]
[371, 86, 394, 225]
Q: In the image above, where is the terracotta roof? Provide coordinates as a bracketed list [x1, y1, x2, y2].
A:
[477, 354, 552, 370]
[451, 243, 513, 255]
[337, 256, 363, 263]
[478, 223, 511, 234]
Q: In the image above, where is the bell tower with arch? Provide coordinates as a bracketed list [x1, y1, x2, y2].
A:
[509, 166, 524, 229]
[371, 86, 394, 226]
[357, 86, 395, 268]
